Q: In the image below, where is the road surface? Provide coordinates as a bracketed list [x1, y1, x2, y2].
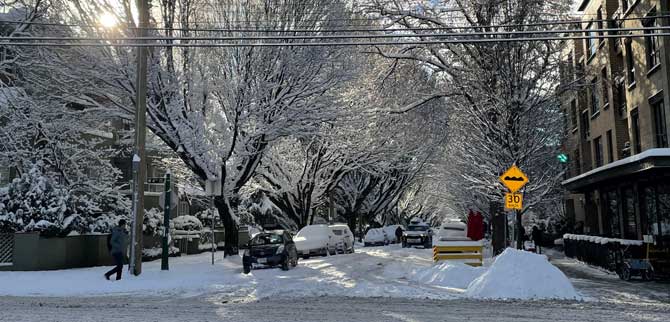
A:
[1, 295, 669, 322]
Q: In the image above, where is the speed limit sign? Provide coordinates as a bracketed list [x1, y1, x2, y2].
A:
[504, 193, 523, 210]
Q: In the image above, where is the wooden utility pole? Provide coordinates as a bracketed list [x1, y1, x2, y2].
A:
[130, 0, 149, 276]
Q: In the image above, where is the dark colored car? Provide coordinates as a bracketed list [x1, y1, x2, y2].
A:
[402, 223, 433, 248]
[242, 230, 298, 274]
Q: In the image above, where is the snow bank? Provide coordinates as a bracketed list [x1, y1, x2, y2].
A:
[411, 262, 485, 289]
[466, 248, 580, 300]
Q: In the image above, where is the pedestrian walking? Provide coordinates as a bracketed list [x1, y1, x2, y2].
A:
[531, 226, 543, 254]
[104, 219, 128, 281]
[394, 226, 403, 244]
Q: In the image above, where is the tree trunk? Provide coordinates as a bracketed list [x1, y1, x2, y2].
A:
[215, 196, 239, 256]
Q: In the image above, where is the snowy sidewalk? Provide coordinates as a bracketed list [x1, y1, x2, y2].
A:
[545, 248, 670, 305]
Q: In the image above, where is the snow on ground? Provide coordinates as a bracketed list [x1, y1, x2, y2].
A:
[0, 244, 580, 301]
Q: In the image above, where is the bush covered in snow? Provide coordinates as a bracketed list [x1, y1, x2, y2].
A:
[173, 215, 203, 232]
[143, 208, 170, 236]
[0, 163, 130, 236]
[0, 165, 82, 236]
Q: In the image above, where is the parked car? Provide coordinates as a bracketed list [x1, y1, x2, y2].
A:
[242, 230, 298, 274]
[435, 220, 469, 242]
[364, 228, 389, 246]
[402, 218, 433, 248]
[383, 225, 405, 243]
[294, 224, 337, 259]
[329, 224, 355, 254]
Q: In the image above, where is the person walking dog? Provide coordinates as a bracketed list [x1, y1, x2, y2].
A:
[105, 219, 128, 280]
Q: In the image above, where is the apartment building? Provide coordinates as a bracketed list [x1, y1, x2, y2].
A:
[560, 0, 670, 246]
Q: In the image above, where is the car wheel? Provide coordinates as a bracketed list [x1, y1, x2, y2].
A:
[402, 241, 407, 248]
[349, 245, 355, 254]
[243, 265, 251, 274]
[302, 255, 310, 260]
[642, 269, 654, 281]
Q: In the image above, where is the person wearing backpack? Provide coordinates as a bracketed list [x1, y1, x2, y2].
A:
[104, 219, 128, 281]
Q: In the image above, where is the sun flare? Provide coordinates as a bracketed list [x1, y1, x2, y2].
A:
[99, 13, 117, 28]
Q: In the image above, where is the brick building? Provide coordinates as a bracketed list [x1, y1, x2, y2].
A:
[560, 0, 670, 246]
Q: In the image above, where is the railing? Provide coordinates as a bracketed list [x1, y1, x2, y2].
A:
[0, 233, 12, 266]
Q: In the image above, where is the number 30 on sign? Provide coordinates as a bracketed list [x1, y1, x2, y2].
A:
[505, 193, 523, 210]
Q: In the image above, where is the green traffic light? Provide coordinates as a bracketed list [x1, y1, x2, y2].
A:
[557, 153, 568, 163]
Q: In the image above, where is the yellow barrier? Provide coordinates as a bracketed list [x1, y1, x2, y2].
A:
[433, 244, 483, 267]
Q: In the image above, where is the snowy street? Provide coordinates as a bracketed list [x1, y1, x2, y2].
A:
[1, 246, 668, 322]
[2, 294, 669, 322]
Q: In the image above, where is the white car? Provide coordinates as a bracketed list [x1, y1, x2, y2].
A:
[436, 220, 469, 242]
[294, 224, 337, 258]
[364, 228, 389, 246]
[383, 225, 404, 243]
[329, 224, 355, 254]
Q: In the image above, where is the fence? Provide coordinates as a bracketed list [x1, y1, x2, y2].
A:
[563, 234, 646, 272]
[0, 233, 13, 266]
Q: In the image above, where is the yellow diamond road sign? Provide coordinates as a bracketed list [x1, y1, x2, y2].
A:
[499, 165, 529, 193]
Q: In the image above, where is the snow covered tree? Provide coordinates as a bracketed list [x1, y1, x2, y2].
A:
[368, 0, 570, 248]
[10, 0, 359, 254]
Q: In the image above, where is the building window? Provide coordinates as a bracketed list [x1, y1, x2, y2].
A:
[643, 9, 661, 71]
[624, 39, 636, 85]
[606, 130, 614, 162]
[570, 100, 578, 130]
[605, 190, 621, 238]
[586, 22, 598, 58]
[593, 136, 603, 167]
[574, 149, 581, 175]
[642, 183, 670, 239]
[581, 110, 590, 139]
[601, 68, 609, 108]
[568, 53, 575, 80]
[631, 108, 641, 154]
[590, 78, 600, 116]
[651, 98, 668, 148]
[623, 187, 638, 240]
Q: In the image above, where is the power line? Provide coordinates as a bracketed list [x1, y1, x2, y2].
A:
[2, 25, 668, 42]
[1, 13, 666, 34]
[2, 32, 668, 48]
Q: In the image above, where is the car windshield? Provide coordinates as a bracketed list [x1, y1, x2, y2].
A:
[408, 225, 428, 231]
[250, 233, 283, 246]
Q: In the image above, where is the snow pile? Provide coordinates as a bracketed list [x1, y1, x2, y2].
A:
[411, 261, 485, 289]
[466, 248, 580, 300]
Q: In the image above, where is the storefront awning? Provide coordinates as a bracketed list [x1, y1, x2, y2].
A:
[562, 148, 670, 192]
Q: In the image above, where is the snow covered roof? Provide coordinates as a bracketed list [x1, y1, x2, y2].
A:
[562, 148, 670, 190]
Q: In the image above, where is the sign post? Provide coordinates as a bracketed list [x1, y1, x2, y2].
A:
[205, 179, 222, 266]
[161, 171, 171, 271]
[499, 164, 529, 249]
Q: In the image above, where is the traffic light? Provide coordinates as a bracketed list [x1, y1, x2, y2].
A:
[557, 153, 569, 163]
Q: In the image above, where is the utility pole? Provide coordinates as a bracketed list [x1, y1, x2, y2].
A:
[130, 0, 149, 276]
